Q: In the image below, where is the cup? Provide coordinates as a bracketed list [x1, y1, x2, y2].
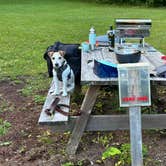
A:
[81, 42, 90, 52]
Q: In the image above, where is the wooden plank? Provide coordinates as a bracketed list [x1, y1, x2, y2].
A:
[49, 114, 166, 132]
[129, 107, 143, 166]
[66, 85, 100, 155]
[81, 48, 118, 85]
[145, 51, 164, 68]
[140, 55, 156, 75]
[81, 45, 166, 85]
[127, 69, 143, 165]
[38, 81, 70, 124]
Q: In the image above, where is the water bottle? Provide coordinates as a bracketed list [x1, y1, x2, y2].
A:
[89, 27, 96, 51]
[108, 25, 115, 49]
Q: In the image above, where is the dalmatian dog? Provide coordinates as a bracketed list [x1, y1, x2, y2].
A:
[49, 51, 75, 96]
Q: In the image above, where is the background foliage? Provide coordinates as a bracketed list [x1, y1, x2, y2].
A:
[94, 0, 166, 6]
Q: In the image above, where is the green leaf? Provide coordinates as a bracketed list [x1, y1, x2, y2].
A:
[0, 141, 12, 146]
[0, 119, 11, 136]
[102, 147, 121, 160]
[62, 162, 74, 166]
[4, 121, 11, 128]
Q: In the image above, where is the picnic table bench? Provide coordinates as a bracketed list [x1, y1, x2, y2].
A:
[38, 82, 70, 124]
[39, 43, 166, 162]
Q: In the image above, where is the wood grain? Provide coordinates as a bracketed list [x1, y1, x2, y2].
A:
[129, 107, 143, 166]
[48, 114, 166, 131]
[81, 44, 166, 85]
[66, 85, 100, 155]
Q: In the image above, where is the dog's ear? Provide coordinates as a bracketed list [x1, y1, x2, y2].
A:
[48, 51, 54, 58]
[59, 51, 65, 57]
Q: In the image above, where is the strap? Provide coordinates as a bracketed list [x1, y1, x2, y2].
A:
[50, 97, 61, 109]
[44, 97, 81, 116]
[56, 64, 68, 81]
[44, 97, 60, 116]
[45, 109, 52, 116]
[52, 106, 70, 116]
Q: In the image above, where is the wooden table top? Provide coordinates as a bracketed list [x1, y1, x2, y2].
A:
[81, 44, 166, 85]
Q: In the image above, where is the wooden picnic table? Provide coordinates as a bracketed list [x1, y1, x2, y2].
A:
[66, 43, 166, 159]
[39, 43, 166, 163]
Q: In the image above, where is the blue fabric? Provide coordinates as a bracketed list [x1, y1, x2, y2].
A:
[96, 35, 109, 42]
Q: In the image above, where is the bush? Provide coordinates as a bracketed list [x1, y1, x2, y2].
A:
[94, 0, 166, 6]
[146, 0, 166, 6]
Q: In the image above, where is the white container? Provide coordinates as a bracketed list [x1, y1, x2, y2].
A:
[118, 63, 151, 107]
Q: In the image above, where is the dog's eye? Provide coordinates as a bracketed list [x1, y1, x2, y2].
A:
[58, 57, 62, 59]
[52, 57, 55, 60]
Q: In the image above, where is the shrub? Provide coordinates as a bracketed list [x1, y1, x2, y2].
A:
[92, 0, 166, 6]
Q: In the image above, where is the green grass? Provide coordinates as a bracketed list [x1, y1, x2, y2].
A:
[0, 0, 166, 79]
[0, 118, 11, 136]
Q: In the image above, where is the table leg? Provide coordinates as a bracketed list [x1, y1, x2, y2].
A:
[66, 85, 100, 155]
[129, 106, 143, 166]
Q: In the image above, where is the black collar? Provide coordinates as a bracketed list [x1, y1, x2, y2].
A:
[57, 63, 68, 72]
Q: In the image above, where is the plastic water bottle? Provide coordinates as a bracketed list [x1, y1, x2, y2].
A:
[89, 27, 96, 51]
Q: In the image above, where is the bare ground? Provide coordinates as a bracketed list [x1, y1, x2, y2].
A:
[0, 80, 166, 166]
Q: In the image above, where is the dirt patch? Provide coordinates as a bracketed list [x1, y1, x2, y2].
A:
[0, 80, 166, 166]
[0, 80, 47, 165]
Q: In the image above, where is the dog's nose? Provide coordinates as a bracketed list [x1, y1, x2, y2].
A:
[55, 63, 59, 67]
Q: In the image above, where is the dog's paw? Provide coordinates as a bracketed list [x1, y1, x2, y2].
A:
[50, 91, 60, 96]
[67, 87, 74, 93]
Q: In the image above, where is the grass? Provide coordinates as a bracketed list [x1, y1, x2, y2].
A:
[0, 118, 11, 136]
[0, 0, 166, 80]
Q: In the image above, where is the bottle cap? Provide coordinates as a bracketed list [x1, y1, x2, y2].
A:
[90, 27, 95, 33]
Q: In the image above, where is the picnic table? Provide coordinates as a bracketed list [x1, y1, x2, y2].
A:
[66, 43, 166, 160]
[39, 43, 166, 164]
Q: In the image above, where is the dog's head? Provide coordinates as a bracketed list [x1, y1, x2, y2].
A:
[49, 51, 66, 69]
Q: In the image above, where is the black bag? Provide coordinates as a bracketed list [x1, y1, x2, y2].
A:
[43, 41, 81, 84]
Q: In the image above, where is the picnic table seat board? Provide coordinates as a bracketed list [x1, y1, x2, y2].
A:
[38, 81, 70, 125]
